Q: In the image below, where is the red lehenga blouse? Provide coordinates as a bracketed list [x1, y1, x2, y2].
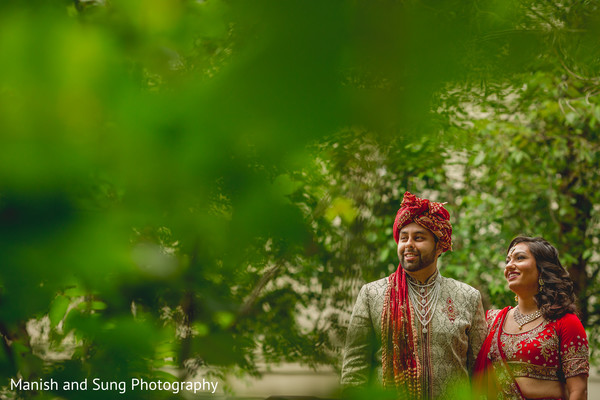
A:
[474, 307, 589, 400]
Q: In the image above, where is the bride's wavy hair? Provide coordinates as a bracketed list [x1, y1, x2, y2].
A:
[508, 236, 578, 320]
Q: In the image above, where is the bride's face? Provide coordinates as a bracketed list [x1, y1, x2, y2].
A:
[505, 242, 539, 296]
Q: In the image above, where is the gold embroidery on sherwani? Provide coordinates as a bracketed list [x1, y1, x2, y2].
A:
[442, 297, 457, 322]
[340, 275, 487, 399]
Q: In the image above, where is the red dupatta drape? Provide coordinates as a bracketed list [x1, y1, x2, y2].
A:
[473, 306, 525, 399]
[381, 267, 422, 398]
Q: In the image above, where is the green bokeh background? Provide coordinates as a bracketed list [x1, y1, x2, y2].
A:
[2, 1, 600, 398]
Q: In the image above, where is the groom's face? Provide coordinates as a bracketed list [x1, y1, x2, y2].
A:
[397, 222, 441, 274]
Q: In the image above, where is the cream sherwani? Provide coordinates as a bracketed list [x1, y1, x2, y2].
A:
[341, 273, 487, 399]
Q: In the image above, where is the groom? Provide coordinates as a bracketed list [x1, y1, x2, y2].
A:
[341, 192, 487, 399]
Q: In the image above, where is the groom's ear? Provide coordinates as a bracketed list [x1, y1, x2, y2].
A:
[435, 241, 443, 258]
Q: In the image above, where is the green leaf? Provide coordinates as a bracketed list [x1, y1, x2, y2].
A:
[325, 197, 358, 224]
[49, 295, 70, 328]
[379, 247, 390, 262]
[472, 152, 486, 166]
[214, 311, 234, 329]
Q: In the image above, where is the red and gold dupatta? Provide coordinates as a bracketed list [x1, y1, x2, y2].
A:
[473, 306, 525, 399]
[381, 267, 421, 398]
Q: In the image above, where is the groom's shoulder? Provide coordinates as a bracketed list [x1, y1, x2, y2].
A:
[361, 276, 388, 293]
[441, 276, 481, 299]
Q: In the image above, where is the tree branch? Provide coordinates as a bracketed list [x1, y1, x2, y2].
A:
[236, 261, 284, 320]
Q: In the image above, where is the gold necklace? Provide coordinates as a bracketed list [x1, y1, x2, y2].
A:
[407, 275, 441, 334]
[513, 306, 542, 330]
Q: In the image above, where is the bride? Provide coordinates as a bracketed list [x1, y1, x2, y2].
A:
[474, 236, 589, 400]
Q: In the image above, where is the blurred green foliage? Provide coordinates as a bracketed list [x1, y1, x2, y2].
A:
[1, 0, 600, 399]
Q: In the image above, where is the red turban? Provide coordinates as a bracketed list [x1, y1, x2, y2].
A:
[392, 191, 452, 252]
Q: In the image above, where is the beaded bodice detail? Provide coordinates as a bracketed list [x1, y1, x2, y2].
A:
[486, 309, 589, 381]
